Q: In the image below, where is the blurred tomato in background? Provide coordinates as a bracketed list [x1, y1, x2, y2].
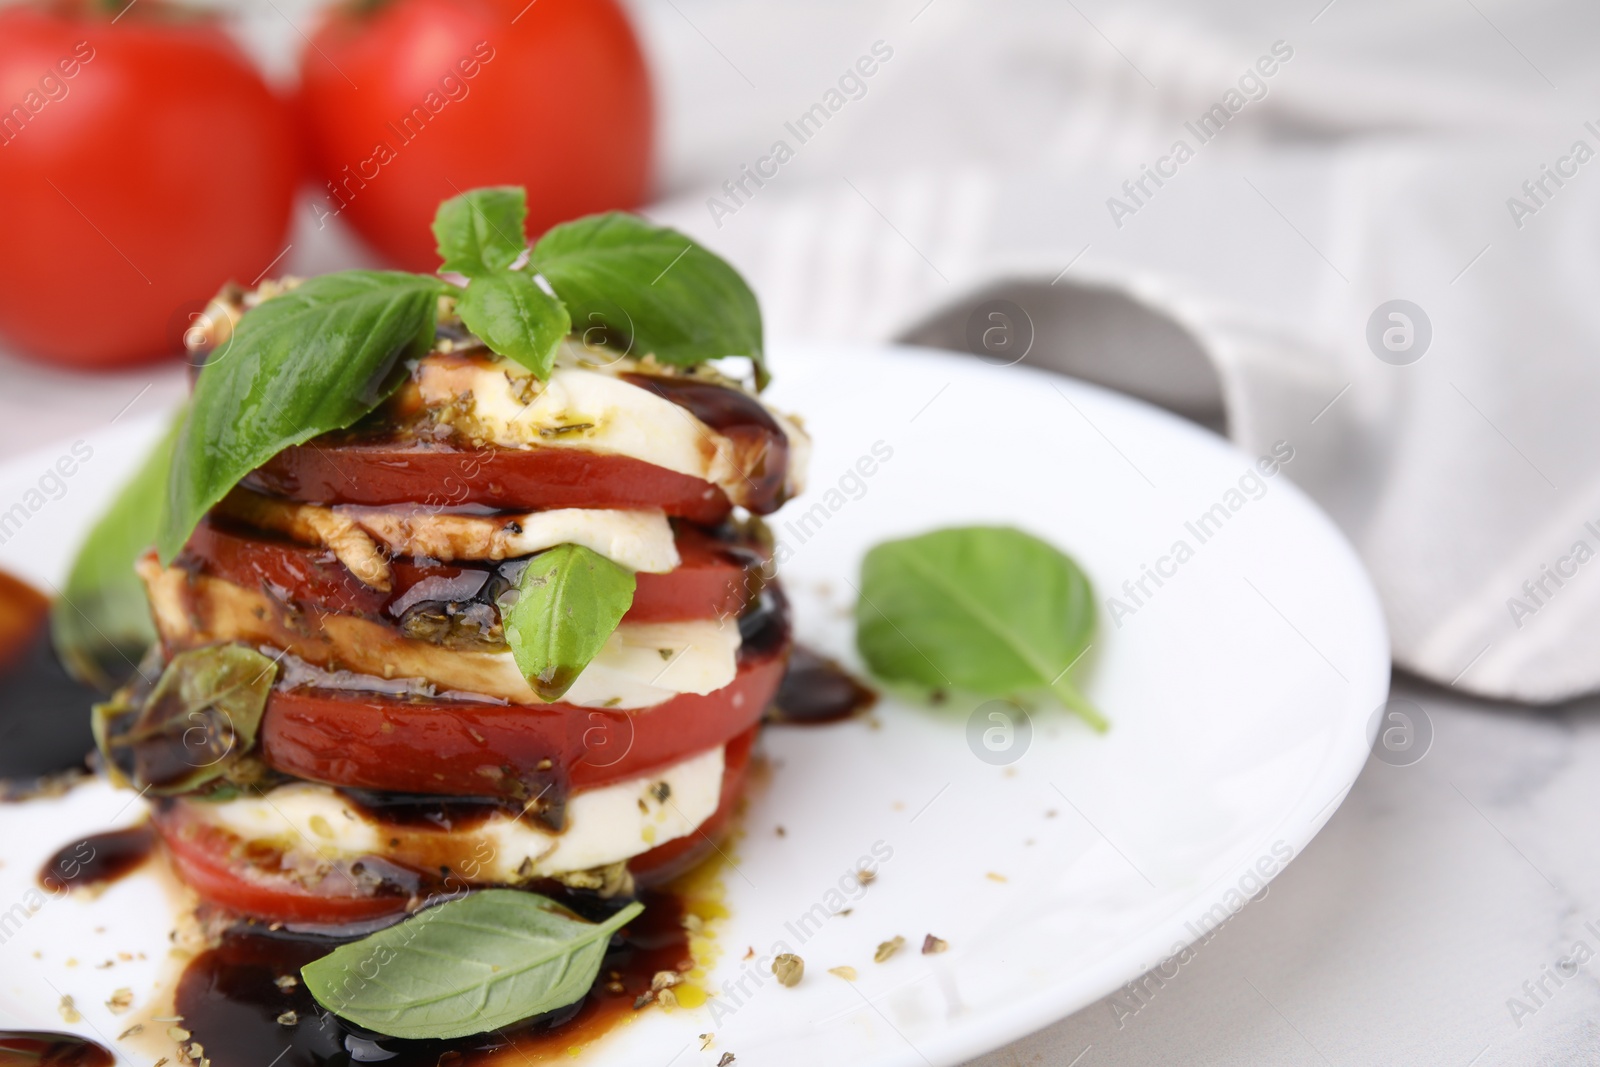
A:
[298, 0, 653, 271]
[0, 1, 299, 369]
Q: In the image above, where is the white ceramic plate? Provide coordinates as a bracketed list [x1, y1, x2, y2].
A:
[0, 341, 1388, 1067]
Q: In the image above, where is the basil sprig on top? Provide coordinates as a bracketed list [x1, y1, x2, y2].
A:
[436, 187, 570, 377]
[439, 186, 767, 385]
[533, 210, 767, 387]
[153, 187, 764, 562]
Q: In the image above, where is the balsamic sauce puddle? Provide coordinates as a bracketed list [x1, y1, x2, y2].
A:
[37, 824, 158, 894]
[174, 886, 690, 1067]
[0, 1030, 116, 1066]
[0, 571, 104, 785]
[769, 645, 877, 724]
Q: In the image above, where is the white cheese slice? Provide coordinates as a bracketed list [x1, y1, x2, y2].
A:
[225, 493, 680, 581]
[350, 617, 743, 710]
[396, 508, 678, 575]
[557, 618, 743, 708]
[184, 746, 726, 882]
[417, 353, 810, 503]
[484, 365, 717, 481]
[473, 507, 679, 572]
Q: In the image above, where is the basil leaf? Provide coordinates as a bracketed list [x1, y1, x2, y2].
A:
[302, 890, 644, 1040]
[502, 544, 635, 702]
[456, 270, 571, 379]
[434, 187, 528, 277]
[855, 526, 1105, 730]
[158, 271, 441, 562]
[52, 412, 180, 690]
[532, 213, 767, 388]
[92, 644, 277, 794]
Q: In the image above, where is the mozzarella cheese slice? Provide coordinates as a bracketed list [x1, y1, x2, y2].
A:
[218, 490, 679, 576]
[558, 618, 743, 708]
[183, 745, 726, 883]
[352, 505, 680, 573]
[417, 351, 810, 504]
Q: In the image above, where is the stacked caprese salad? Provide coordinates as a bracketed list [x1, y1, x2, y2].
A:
[86, 188, 803, 1036]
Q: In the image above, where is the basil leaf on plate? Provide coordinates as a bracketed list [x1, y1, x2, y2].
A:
[433, 186, 528, 277]
[92, 644, 277, 794]
[52, 412, 180, 690]
[302, 890, 644, 1040]
[531, 213, 767, 387]
[456, 269, 571, 380]
[855, 526, 1105, 730]
[158, 271, 442, 562]
[502, 543, 636, 702]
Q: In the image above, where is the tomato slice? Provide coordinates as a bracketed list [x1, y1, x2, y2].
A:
[259, 640, 786, 796]
[155, 809, 418, 924]
[181, 518, 766, 625]
[152, 727, 758, 924]
[245, 442, 732, 524]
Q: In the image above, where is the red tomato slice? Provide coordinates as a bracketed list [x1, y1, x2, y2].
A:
[152, 728, 758, 924]
[182, 518, 766, 625]
[155, 811, 417, 925]
[245, 442, 732, 524]
[259, 640, 786, 796]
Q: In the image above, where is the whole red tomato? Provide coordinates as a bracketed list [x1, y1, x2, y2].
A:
[299, 0, 653, 271]
[0, 2, 299, 369]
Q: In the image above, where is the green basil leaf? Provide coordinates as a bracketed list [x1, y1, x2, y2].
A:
[158, 271, 442, 562]
[502, 543, 635, 702]
[434, 187, 529, 277]
[855, 526, 1105, 730]
[456, 270, 571, 379]
[531, 213, 767, 388]
[52, 412, 180, 690]
[302, 890, 644, 1040]
[92, 644, 277, 795]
